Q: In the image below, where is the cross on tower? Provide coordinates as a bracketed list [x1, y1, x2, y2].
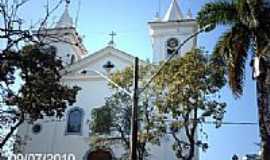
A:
[108, 31, 117, 46]
[66, 0, 71, 4]
[65, 0, 70, 9]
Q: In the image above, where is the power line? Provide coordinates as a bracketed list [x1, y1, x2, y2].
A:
[163, 119, 258, 126]
[204, 121, 258, 126]
[139, 24, 211, 94]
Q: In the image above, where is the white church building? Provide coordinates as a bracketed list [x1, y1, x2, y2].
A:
[17, 0, 198, 159]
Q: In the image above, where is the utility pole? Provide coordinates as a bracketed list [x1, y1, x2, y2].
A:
[130, 57, 139, 160]
[127, 26, 210, 160]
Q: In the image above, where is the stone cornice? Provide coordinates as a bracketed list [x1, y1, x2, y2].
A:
[63, 46, 146, 75]
[148, 19, 197, 29]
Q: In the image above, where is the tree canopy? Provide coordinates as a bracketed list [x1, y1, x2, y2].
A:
[154, 49, 226, 160]
[91, 49, 227, 160]
[0, 45, 80, 150]
[91, 65, 165, 160]
[197, 1, 270, 159]
[0, 0, 80, 153]
[197, 0, 270, 97]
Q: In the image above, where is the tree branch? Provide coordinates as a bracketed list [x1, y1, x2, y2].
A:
[0, 113, 24, 149]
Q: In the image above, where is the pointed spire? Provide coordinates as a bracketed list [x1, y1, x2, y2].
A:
[163, 0, 183, 22]
[56, 1, 74, 28]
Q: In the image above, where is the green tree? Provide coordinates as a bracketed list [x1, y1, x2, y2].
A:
[0, 45, 80, 150]
[154, 49, 226, 160]
[0, 0, 79, 152]
[91, 49, 226, 160]
[197, 1, 270, 159]
[90, 66, 165, 160]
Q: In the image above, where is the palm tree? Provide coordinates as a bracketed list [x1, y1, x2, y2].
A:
[197, 0, 270, 159]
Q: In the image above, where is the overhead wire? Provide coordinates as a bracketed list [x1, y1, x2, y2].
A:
[139, 24, 211, 94]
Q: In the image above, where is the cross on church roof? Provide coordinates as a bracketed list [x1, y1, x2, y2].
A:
[108, 31, 117, 47]
[65, 0, 71, 8]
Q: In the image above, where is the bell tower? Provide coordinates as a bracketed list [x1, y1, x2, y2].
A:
[39, 1, 87, 65]
[148, 0, 197, 63]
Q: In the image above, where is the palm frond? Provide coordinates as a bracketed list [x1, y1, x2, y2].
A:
[197, 0, 239, 31]
[257, 4, 270, 55]
[212, 24, 251, 97]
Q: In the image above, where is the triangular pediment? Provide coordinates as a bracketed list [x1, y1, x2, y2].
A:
[63, 46, 140, 77]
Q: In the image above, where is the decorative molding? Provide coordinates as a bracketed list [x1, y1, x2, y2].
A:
[63, 46, 136, 75]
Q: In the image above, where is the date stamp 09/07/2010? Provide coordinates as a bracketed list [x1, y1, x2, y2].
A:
[9, 153, 76, 160]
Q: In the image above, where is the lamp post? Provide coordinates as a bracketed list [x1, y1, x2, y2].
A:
[80, 69, 131, 97]
[79, 24, 209, 160]
[80, 58, 140, 160]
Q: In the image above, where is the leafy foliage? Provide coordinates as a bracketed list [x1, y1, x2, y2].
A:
[154, 49, 226, 160]
[91, 49, 226, 160]
[91, 105, 113, 134]
[197, 1, 270, 159]
[197, 0, 270, 97]
[0, 45, 80, 149]
[90, 65, 165, 160]
[0, 0, 78, 151]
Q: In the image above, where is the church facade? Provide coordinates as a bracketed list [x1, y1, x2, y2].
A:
[17, 0, 198, 159]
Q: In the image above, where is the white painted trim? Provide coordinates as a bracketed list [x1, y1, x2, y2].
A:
[64, 46, 136, 74]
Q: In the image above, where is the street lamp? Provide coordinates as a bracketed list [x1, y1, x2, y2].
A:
[80, 24, 209, 160]
[80, 57, 140, 160]
[80, 69, 132, 96]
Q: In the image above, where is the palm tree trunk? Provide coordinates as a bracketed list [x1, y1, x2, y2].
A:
[256, 65, 270, 160]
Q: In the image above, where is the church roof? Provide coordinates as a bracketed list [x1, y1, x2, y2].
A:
[56, 4, 74, 28]
[163, 0, 183, 22]
[63, 46, 146, 75]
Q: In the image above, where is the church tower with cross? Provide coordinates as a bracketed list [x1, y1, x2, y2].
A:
[38, 1, 88, 65]
[17, 0, 199, 160]
[149, 0, 197, 63]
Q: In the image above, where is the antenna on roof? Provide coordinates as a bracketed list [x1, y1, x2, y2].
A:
[75, 0, 82, 27]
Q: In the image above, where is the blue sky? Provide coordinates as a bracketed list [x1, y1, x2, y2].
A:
[20, 0, 260, 159]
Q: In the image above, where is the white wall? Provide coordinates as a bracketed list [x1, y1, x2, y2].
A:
[17, 20, 199, 160]
[149, 21, 197, 63]
[17, 49, 134, 159]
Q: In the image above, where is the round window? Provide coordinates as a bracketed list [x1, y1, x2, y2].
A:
[32, 124, 42, 134]
[166, 38, 179, 55]
[167, 38, 179, 49]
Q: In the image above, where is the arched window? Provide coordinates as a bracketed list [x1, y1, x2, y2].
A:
[66, 107, 84, 135]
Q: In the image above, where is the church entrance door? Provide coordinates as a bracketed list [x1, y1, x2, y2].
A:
[87, 149, 112, 160]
